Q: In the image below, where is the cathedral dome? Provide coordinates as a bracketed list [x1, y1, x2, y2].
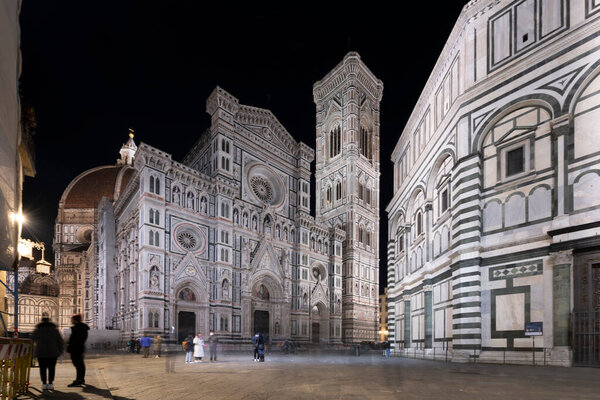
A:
[60, 165, 135, 209]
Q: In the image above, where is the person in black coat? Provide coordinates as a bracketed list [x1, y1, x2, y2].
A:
[32, 312, 64, 390]
[66, 314, 89, 387]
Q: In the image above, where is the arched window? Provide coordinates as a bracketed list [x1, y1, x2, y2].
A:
[154, 231, 159, 247]
[433, 156, 453, 219]
[149, 176, 155, 193]
[329, 125, 341, 158]
[326, 185, 332, 205]
[221, 202, 229, 218]
[416, 212, 423, 235]
[149, 230, 154, 246]
[360, 126, 371, 159]
[148, 311, 154, 328]
[149, 208, 154, 224]
[153, 312, 159, 328]
[335, 181, 342, 201]
[154, 210, 160, 225]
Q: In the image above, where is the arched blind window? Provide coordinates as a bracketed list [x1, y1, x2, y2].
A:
[329, 126, 341, 158]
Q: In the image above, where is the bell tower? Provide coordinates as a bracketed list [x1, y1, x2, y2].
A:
[313, 52, 383, 343]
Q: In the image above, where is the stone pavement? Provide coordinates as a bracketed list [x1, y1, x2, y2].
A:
[17, 351, 600, 399]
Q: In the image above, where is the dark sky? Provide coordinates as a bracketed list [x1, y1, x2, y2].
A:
[19, 2, 467, 292]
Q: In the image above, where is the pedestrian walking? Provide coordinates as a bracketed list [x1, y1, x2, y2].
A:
[207, 331, 218, 361]
[256, 332, 265, 362]
[154, 335, 163, 358]
[66, 314, 89, 387]
[183, 334, 194, 364]
[383, 341, 391, 358]
[32, 312, 64, 390]
[140, 335, 152, 358]
[193, 333, 205, 362]
[252, 332, 260, 361]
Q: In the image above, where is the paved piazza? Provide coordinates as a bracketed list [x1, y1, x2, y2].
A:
[24, 351, 600, 400]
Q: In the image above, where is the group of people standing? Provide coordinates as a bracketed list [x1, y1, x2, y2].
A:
[32, 313, 89, 390]
[183, 332, 218, 363]
[135, 335, 163, 358]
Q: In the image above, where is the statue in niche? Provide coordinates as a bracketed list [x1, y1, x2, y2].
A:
[252, 216, 258, 230]
[149, 266, 160, 289]
[222, 279, 230, 299]
[200, 197, 207, 213]
[243, 213, 249, 228]
[233, 209, 239, 225]
[187, 192, 195, 209]
[172, 186, 181, 205]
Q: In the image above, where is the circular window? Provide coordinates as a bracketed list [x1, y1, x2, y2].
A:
[173, 224, 205, 253]
[250, 176, 274, 203]
[246, 163, 285, 207]
[177, 231, 197, 250]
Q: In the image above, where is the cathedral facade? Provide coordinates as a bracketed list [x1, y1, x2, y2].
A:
[54, 53, 381, 344]
[387, 0, 600, 366]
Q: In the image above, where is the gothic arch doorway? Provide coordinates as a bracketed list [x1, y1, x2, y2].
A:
[250, 275, 287, 342]
[310, 302, 330, 344]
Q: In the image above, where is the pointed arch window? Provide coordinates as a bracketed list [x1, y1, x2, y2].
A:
[416, 212, 423, 236]
[149, 208, 154, 224]
[149, 230, 154, 246]
[329, 125, 341, 158]
[360, 126, 371, 159]
[149, 176, 155, 194]
[335, 181, 342, 201]
[326, 185, 332, 205]
[154, 210, 160, 225]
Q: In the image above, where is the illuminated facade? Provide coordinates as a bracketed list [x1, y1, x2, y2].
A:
[387, 0, 600, 366]
[55, 53, 381, 344]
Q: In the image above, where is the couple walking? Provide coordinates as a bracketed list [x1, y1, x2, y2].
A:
[32, 313, 89, 390]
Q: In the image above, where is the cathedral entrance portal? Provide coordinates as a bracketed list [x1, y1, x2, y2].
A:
[254, 310, 269, 338]
[178, 311, 195, 343]
[312, 323, 320, 343]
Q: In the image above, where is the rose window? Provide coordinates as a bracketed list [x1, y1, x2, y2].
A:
[177, 231, 197, 250]
[250, 176, 274, 203]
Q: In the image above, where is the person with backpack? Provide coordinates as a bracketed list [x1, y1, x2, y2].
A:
[183, 334, 194, 364]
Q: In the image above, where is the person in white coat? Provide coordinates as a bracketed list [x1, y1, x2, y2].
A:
[193, 333, 205, 362]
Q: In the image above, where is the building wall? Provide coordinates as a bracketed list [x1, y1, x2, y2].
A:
[387, 0, 600, 365]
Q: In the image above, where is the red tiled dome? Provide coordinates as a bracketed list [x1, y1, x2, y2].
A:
[61, 165, 134, 209]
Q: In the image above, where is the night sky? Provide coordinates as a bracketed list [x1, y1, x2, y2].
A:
[19, 2, 467, 291]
